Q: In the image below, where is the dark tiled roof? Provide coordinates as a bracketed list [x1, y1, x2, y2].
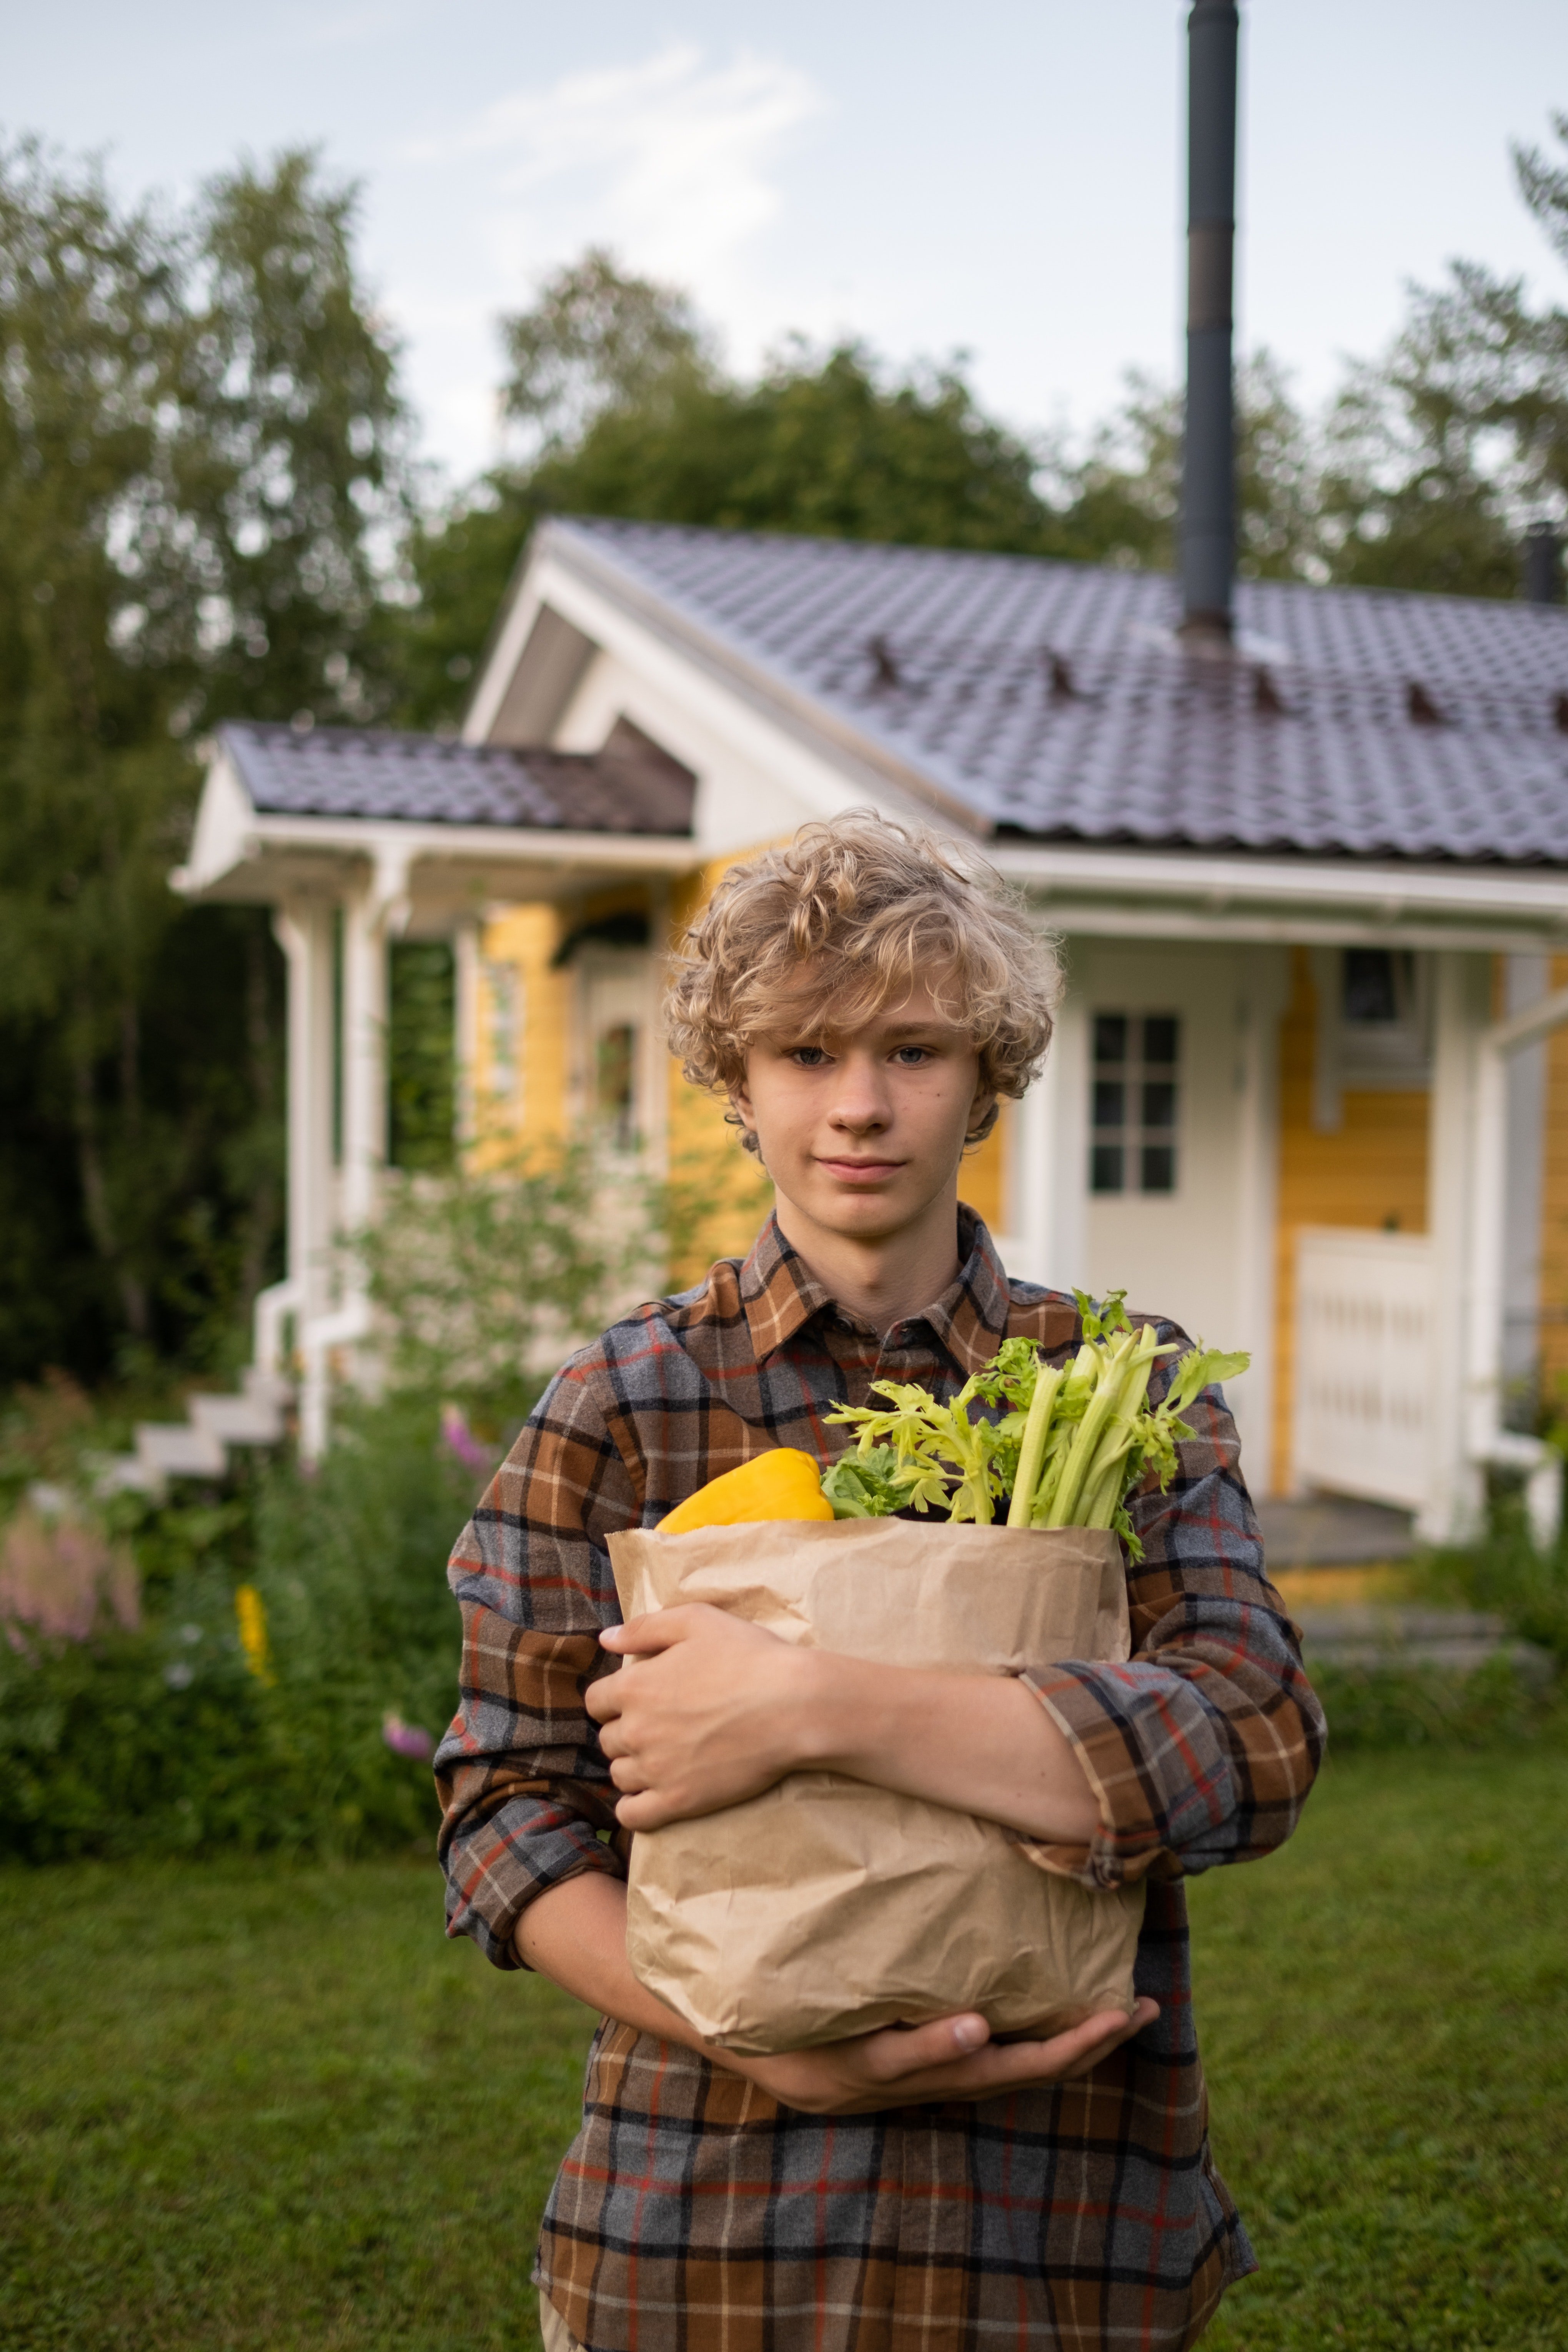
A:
[556, 519, 1568, 864]
[221, 720, 695, 835]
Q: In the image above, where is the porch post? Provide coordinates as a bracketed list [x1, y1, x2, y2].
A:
[1007, 978, 1089, 1292]
[339, 847, 409, 1233]
[1422, 951, 1493, 1543]
[256, 900, 336, 1375]
[296, 849, 409, 1459]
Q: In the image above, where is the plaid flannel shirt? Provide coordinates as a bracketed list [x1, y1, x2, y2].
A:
[436, 1209, 1325, 2352]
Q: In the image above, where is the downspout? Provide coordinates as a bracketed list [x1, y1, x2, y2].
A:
[1178, 0, 1240, 647]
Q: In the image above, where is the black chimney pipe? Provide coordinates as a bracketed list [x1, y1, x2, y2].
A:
[1179, 0, 1240, 645]
[1524, 520, 1564, 606]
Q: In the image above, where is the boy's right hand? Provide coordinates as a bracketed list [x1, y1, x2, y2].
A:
[717, 2001, 1159, 2115]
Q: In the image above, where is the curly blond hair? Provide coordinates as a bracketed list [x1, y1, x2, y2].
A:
[664, 811, 1060, 1150]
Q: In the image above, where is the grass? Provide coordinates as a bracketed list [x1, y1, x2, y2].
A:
[0, 1853, 595, 2350]
[0, 1749, 1565, 2350]
[1195, 1747, 1568, 2351]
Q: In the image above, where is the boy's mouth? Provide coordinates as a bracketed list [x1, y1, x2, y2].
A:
[816, 1156, 905, 1185]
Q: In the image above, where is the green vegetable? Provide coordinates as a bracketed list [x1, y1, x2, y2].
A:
[822, 1292, 1249, 1557]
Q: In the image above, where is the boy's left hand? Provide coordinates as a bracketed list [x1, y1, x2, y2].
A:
[591, 1606, 810, 1828]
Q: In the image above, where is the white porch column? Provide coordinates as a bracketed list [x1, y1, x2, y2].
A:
[255, 900, 336, 1376]
[1005, 977, 1089, 1292]
[339, 847, 410, 1233]
[1423, 951, 1493, 1543]
[296, 850, 408, 1460]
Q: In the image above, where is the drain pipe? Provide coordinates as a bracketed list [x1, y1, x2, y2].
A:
[1178, 0, 1240, 646]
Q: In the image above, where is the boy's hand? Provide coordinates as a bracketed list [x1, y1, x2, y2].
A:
[590, 1605, 810, 1828]
[719, 2002, 1161, 2115]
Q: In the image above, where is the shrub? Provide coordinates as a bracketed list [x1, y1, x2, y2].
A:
[0, 1387, 487, 1863]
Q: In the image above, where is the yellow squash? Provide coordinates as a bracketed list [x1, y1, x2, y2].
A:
[658, 1448, 834, 1533]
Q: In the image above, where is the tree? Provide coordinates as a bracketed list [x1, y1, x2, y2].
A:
[499, 245, 714, 450]
[1043, 354, 1321, 581]
[391, 256, 1069, 732]
[0, 141, 412, 1382]
[1318, 114, 1568, 598]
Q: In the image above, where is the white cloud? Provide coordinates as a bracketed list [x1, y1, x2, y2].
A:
[410, 42, 823, 287]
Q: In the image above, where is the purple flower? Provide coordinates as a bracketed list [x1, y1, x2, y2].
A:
[382, 1713, 434, 1761]
[439, 1402, 493, 1476]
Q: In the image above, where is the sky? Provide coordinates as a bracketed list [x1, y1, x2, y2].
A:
[8, 1, 1567, 493]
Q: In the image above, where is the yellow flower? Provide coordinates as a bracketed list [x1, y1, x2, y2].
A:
[235, 1584, 274, 1685]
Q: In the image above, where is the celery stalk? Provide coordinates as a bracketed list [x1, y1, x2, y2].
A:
[1006, 1360, 1064, 1528]
[1044, 1332, 1135, 1526]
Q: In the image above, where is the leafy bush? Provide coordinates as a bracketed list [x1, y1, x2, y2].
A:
[0, 1138, 697, 1863]
[360, 1141, 659, 1434]
[0, 1385, 486, 1863]
[1414, 1485, 1568, 1670]
[1311, 1653, 1565, 1754]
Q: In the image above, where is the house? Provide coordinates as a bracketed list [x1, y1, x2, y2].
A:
[176, 513, 1568, 1541]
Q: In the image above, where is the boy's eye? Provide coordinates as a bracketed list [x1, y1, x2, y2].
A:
[789, 1045, 829, 1067]
[893, 1045, 933, 1066]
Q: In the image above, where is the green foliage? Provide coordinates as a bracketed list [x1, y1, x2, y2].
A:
[1046, 354, 1324, 582]
[501, 244, 715, 446]
[1310, 1653, 1562, 1751]
[0, 1385, 477, 1864]
[388, 941, 456, 1174]
[1317, 114, 1568, 598]
[1416, 1495, 1568, 1671]
[0, 138, 408, 1380]
[360, 1142, 657, 1435]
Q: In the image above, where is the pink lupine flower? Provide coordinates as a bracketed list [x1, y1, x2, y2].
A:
[383, 1713, 434, 1761]
[439, 1403, 493, 1476]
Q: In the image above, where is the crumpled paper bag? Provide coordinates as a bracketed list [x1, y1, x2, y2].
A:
[607, 1518, 1146, 2054]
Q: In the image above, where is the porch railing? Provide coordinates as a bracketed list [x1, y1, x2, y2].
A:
[1293, 1227, 1434, 1513]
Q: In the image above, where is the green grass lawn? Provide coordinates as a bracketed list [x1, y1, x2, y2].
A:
[1, 1749, 1565, 2350]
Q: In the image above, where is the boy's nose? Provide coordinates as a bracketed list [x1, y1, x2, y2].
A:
[827, 1060, 891, 1131]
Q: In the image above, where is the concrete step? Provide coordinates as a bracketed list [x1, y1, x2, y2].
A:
[1259, 1495, 1416, 1568]
[1294, 1602, 1554, 1684]
[135, 1422, 228, 1480]
[189, 1391, 286, 1445]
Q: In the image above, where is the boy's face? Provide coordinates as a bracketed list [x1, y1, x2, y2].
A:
[732, 974, 994, 1246]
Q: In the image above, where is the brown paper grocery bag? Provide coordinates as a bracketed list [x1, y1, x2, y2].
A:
[606, 1518, 1146, 2055]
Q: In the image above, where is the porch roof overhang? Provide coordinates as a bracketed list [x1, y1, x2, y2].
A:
[172, 732, 700, 933]
[989, 838, 1568, 954]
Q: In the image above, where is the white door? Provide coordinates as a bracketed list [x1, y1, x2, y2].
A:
[1068, 940, 1281, 1482]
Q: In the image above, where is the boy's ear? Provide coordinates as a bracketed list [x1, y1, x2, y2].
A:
[964, 1089, 999, 1149]
[729, 1078, 759, 1140]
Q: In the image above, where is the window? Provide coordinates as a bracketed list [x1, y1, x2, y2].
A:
[1090, 1012, 1181, 1195]
[1343, 947, 1411, 1028]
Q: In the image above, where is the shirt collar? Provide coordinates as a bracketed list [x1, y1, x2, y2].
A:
[737, 1205, 1013, 1377]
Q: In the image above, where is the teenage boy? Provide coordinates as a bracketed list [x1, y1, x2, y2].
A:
[437, 814, 1323, 2352]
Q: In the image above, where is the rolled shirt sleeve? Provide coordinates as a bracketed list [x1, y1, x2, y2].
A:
[1014, 1343, 1325, 1890]
[434, 1354, 639, 1967]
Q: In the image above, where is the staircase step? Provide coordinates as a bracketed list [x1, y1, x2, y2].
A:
[189, 1392, 286, 1445]
[135, 1422, 228, 1480]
